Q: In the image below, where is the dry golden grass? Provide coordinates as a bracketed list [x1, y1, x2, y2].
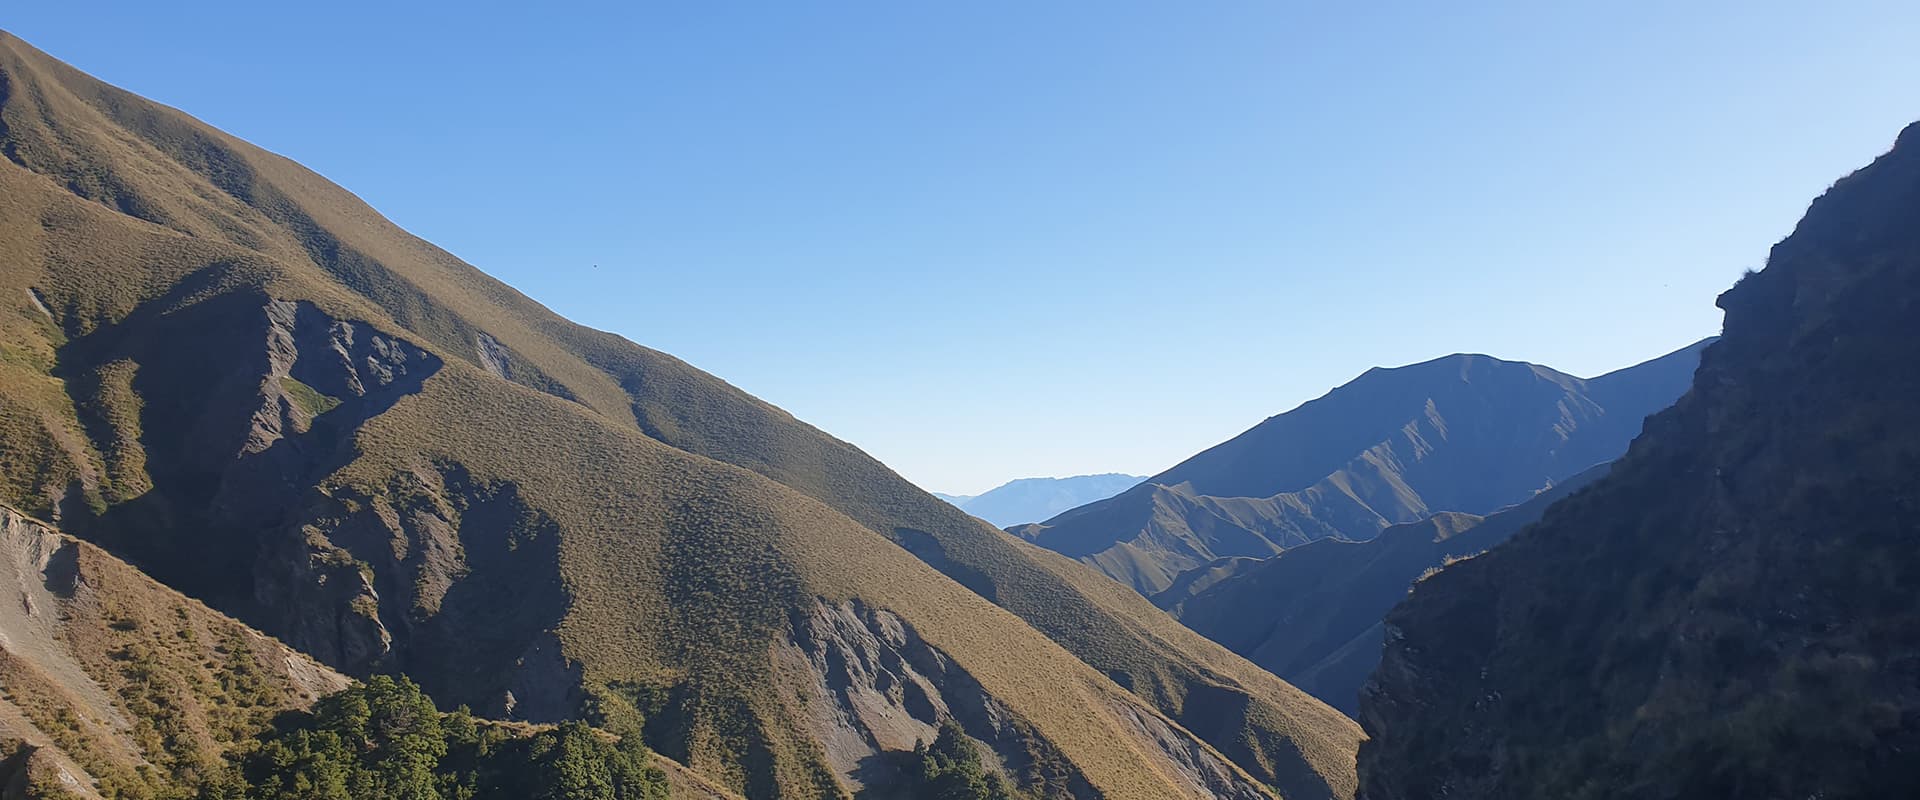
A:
[0, 506, 348, 798]
[0, 29, 1361, 799]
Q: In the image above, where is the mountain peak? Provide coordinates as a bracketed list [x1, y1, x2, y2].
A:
[1018, 340, 1706, 594]
[0, 30, 1360, 799]
[940, 473, 1146, 527]
[1359, 119, 1920, 799]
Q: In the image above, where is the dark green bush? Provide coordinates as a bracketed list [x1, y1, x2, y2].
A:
[232, 676, 668, 800]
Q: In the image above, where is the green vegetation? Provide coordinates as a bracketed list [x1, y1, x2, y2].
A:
[0, 511, 346, 800]
[0, 29, 1360, 799]
[280, 376, 340, 418]
[231, 676, 669, 800]
[905, 720, 1022, 800]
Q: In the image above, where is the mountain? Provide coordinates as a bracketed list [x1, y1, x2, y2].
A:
[0, 505, 347, 797]
[0, 506, 735, 800]
[1013, 341, 1712, 594]
[0, 31, 1360, 799]
[1157, 463, 1609, 716]
[941, 474, 1145, 528]
[1358, 122, 1920, 799]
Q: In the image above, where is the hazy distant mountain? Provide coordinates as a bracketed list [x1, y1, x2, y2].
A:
[1159, 463, 1610, 716]
[1361, 122, 1920, 799]
[940, 474, 1145, 527]
[1014, 341, 1713, 594]
[0, 30, 1359, 799]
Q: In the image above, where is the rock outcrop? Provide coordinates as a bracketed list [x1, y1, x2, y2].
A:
[1358, 122, 1920, 800]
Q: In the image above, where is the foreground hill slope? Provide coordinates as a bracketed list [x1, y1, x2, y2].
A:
[0, 31, 1358, 798]
[1359, 123, 1920, 799]
[0, 507, 739, 800]
[0, 506, 346, 799]
[1016, 343, 1708, 594]
[942, 474, 1144, 528]
[1160, 464, 1609, 716]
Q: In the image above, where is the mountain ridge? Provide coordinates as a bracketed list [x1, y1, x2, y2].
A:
[0, 30, 1358, 799]
[938, 474, 1144, 528]
[1157, 462, 1611, 715]
[1359, 120, 1920, 799]
[1015, 341, 1711, 593]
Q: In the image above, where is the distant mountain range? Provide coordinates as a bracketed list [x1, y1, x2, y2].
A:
[936, 474, 1145, 527]
[1013, 340, 1713, 594]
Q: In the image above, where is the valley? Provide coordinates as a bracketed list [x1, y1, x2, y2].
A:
[0, 18, 1916, 800]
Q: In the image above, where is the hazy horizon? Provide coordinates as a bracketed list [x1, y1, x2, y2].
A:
[11, 2, 1917, 493]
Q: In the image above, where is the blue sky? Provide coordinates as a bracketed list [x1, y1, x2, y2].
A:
[9, 2, 1918, 494]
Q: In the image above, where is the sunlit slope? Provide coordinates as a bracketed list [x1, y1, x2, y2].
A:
[0, 506, 347, 798]
[0, 30, 1359, 798]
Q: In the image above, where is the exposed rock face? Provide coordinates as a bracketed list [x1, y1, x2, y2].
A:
[0, 30, 1368, 799]
[1016, 341, 1710, 594]
[779, 598, 1275, 800]
[41, 295, 582, 720]
[0, 510, 130, 737]
[56, 294, 440, 612]
[1108, 701, 1269, 800]
[256, 466, 573, 720]
[474, 332, 512, 380]
[778, 598, 1096, 798]
[213, 298, 438, 523]
[0, 506, 347, 796]
[1358, 123, 1920, 799]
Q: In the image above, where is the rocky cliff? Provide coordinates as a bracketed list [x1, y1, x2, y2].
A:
[1359, 122, 1920, 799]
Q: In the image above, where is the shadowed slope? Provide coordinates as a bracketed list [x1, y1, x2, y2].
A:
[1360, 122, 1920, 799]
[0, 506, 347, 798]
[1159, 464, 1610, 715]
[0, 30, 1359, 798]
[1016, 342, 1708, 594]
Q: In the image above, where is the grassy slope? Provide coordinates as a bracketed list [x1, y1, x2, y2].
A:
[0, 506, 347, 798]
[0, 506, 746, 800]
[1016, 343, 1708, 594]
[0, 30, 1359, 798]
[1162, 464, 1610, 715]
[1359, 122, 1920, 799]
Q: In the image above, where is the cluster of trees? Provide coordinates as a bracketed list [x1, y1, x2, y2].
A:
[906, 719, 1023, 800]
[222, 676, 667, 800]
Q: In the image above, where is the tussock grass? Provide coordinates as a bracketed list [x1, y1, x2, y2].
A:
[0, 29, 1361, 799]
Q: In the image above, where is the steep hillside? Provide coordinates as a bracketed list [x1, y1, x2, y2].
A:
[1160, 464, 1609, 716]
[942, 474, 1144, 527]
[1015, 342, 1709, 594]
[0, 506, 346, 798]
[0, 31, 1359, 799]
[0, 505, 746, 800]
[1359, 123, 1920, 798]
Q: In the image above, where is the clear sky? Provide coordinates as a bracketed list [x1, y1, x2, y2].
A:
[8, 2, 1918, 495]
